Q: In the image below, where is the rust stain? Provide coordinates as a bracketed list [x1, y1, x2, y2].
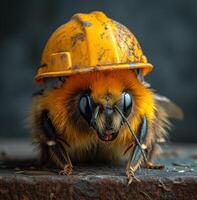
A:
[98, 48, 107, 62]
[71, 32, 85, 47]
[101, 22, 109, 30]
[114, 20, 144, 63]
[100, 32, 105, 39]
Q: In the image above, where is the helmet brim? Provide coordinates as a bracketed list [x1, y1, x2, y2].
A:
[35, 63, 153, 84]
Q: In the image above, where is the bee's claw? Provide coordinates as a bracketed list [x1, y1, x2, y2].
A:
[126, 166, 140, 185]
[59, 164, 73, 175]
[144, 161, 164, 170]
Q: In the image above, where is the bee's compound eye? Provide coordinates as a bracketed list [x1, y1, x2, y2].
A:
[122, 92, 132, 117]
[79, 95, 93, 122]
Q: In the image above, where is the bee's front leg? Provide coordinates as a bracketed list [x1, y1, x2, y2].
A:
[48, 141, 72, 175]
[143, 161, 164, 169]
[40, 110, 72, 175]
[125, 117, 148, 184]
[126, 117, 164, 184]
[143, 142, 164, 170]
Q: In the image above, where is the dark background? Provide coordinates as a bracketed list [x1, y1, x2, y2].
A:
[0, 0, 196, 142]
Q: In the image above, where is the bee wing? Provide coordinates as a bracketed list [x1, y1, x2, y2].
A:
[154, 94, 184, 120]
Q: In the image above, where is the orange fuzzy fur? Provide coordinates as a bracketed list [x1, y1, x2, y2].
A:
[31, 69, 155, 163]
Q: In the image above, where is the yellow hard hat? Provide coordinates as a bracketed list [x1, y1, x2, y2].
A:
[35, 11, 153, 83]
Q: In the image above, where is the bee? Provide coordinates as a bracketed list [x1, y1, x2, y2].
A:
[29, 11, 183, 183]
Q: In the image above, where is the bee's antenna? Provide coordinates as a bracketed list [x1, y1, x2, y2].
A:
[114, 105, 148, 162]
[90, 105, 100, 127]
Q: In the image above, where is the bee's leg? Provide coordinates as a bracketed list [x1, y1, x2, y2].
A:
[48, 141, 72, 175]
[126, 156, 140, 184]
[143, 161, 164, 169]
[126, 117, 163, 184]
[39, 143, 51, 166]
[143, 143, 164, 170]
[127, 117, 164, 177]
[115, 106, 147, 184]
[126, 117, 148, 184]
[41, 110, 72, 175]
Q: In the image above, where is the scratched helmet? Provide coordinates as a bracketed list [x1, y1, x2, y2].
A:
[35, 11, 153, 83]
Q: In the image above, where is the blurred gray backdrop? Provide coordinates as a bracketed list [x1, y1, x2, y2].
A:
[0, 0, 197, 142]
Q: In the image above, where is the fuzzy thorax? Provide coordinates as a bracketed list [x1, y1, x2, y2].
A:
[30, 70, 155, 163]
